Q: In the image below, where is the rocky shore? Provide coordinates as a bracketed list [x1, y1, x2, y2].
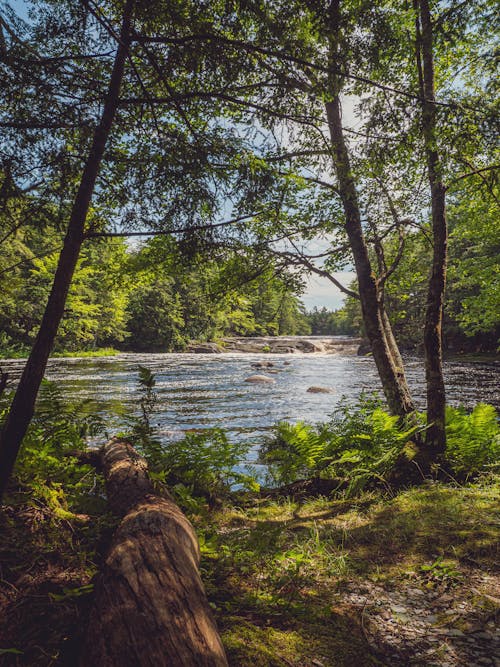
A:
[187, 336, 364, 354]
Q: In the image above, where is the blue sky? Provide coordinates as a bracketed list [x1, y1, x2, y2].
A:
[302, 271, 355, 310]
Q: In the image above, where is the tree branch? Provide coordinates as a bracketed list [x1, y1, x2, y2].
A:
[274, 240, 359, 300]
[85, 213, 260, 238]
[134, 31, 488, 114]
[447, 164, 500, 189]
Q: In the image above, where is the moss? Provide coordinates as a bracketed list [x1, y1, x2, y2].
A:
[221, 616, 379, 667]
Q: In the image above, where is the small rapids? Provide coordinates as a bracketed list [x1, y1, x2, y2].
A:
[1, 347, 498, 460]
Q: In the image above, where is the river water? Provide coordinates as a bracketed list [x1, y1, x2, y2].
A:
[1, 348, 498, 456]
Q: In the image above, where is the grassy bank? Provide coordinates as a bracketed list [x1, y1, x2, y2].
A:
[1, 477, 498, 666]
[0, 347, 121, 360]
[1, 376, 498, 665]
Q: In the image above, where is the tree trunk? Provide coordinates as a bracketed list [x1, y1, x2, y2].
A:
[380, 306, 414, 403]
[79, 438, 228, 667]
[0, 1, 134, 501]
[415, 0, 447, 458]
[324, 0, 415, 417]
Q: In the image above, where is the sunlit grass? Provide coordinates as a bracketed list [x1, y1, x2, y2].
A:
[200, 475, 499, 665]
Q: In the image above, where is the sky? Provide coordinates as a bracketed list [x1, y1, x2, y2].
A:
[301, 271, 355, 311]
[293, 94, 359, 312]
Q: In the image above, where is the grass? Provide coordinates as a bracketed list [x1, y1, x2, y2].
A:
[51, 348, 121, 358]
[0, 347, 121, 360]
[0, 476, 498, 666]
[195, 476, 499, 665]
[0, 500, 114, 666]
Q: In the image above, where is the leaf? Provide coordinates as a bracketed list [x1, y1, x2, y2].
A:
[0, 648, 24, 655]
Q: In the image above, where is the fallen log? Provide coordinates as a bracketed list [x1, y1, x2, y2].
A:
[79, 438, 228, 667]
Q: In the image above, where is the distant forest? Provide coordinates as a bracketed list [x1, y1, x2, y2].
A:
[1, 203, 497, 353]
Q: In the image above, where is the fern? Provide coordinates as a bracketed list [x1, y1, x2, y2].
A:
[445, 403, 500, 475]
[260, 394, 425, 493]
[1, 380, 107, 514]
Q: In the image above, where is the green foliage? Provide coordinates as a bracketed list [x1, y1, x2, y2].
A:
[306, 305, 360, 336]
[126, 280, 186, 352]
[158, 430, 253, 498]
[261, 421, 326, 485]
[261, 396, 422, 494]
[0, 223, 130, 353]
[261, 399, 500, 490]
[0, 381, 106, 515]
[383, 184, 500, 352]
[127, 368, 256, 503]
[420, 557, 462, 584]
[446, 186, 500, 346]
[125, 237, 310, 350]
[445, 403, 500, 475]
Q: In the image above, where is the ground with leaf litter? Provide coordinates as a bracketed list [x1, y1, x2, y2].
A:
[201, 479, 499, 666]
[0, 478, 498, 666]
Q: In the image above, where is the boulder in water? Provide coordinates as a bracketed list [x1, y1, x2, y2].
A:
[244, 374, 276, 384]
[307, 386, 334, 393]
[357, 340, 371, 356]
[250, 361, 275, 368]
[187, 342, 223, 353]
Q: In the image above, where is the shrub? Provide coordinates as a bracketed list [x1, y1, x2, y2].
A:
[445, 403, 499, 476]
[260, 396, 500, 491]
[0, 380, 106, 515]
[127, 367, 257, 501]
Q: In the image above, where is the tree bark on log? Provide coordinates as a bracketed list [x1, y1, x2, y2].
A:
[80, 438, 228, 667]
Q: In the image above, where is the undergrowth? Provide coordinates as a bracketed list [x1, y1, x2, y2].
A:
[0, 371, 499, 666]
[0, 380, 108, 518]
[259, 395, 499, 492]
[125, 366, 257, 507]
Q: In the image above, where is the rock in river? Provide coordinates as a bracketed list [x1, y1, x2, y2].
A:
[187, 342, 223, 353]
[307, 386, 334, 393]
[244, 374, 276, 384]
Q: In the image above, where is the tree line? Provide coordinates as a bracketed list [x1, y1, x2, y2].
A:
[1, 182, 496, 354]
[0, 0, 498, 497]
[0, 227, 310, 353]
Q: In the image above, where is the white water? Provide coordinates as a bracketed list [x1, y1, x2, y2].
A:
[2, 350, 498, 453]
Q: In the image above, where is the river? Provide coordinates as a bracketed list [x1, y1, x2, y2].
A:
[1, 347, 498, 457]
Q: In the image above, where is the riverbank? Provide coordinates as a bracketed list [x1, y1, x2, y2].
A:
[188, 336, 364, 355]
[0, 337, 365, 359]
[0, 347, 121, 360]
[1, 478, 498, 666]
[2, 340, 497, 362]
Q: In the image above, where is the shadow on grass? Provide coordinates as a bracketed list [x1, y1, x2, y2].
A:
[203, 480, 499, 665]
[0, 501, 113, 667]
